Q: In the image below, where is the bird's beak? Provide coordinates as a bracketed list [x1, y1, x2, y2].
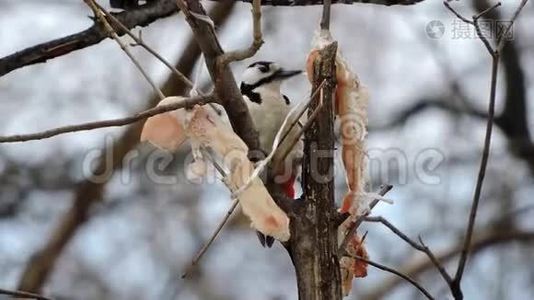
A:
[273, 69, 302, 81]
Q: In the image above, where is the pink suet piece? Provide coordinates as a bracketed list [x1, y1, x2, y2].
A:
[306, 30, 369, 217]
[140, 96, 189, 151]
[140, 97, 290, 242]
[306, 29, 370, 295]
[186, 105, 290, 242]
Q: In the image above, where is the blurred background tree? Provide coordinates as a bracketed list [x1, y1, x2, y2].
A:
[0, 0, 533, 299]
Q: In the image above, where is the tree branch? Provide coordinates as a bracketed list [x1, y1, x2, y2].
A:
[95, 1, 194, 91]
[338, 184, 393, 253]
[320, 0, 332, 30]
[0, 288, 51, 300]
[94, 1, 224, 114]
[353, 255, 434, 300]
[218, 0, 264, 65]
[0, 94, 215, 143]
[496, 0, 529, 51]
[362, 229, 534, 300]
[181, 148, 237, 279]
[0, 0, 427, 78]
[176, 0, 262, 154]
[452, 57, 497, 295]
[290, 41, 340, 300]
[85, 0, 166, 99]
[442, 2, 529, 298]
[0, 0, 178, 77]
[472, 0, 533, 172]
[364, 216, 453, 286]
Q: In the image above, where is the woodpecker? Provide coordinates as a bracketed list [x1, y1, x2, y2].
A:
[240, 61, 303, 247]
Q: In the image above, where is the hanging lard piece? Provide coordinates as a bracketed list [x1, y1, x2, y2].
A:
[141, 97, 290, 242]
[306, 29, 370, 297]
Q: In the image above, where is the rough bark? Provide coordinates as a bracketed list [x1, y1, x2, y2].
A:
[361, 229, 534, 300]
[288, 42, 341, 300]
[473, 0, 532, 171]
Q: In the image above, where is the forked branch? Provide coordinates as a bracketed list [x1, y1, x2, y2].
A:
[338, 184, 393, 253]
[353, 255, 434, 300]
[85, 0, 166, 99]
[443, 1, 529, 298]
[218, 0, 264, 65]
[364, 216, 453, 286]
[93, 1, 195, 90]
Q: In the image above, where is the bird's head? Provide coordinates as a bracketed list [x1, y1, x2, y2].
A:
[240, 61, 301, 103]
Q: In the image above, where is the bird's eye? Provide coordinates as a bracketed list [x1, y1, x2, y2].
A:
[258, 66, 269, 73]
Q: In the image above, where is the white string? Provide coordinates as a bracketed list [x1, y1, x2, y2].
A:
[189, 54, 205, 97]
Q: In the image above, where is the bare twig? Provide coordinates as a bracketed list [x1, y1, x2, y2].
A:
[364, 216, 453, 285]
[175, 0, 262, 154]
[418, 236, 454, 283]
[181, 148, 239, 279]
[85, 0, 165, 100]
[473, 19, 496, 55]
[443, 2, 473, 24]
[473, 1, 501, 20]
[278, 85, 326, 162]
[0, 1, 426, 78]
[443, 1, 529, 298]
[353, 255, 434, 300]
[277, 80, 326, 148]
[0, 94, 214, 143]
[0, 288, 52, 300]
[0, 0, 178, 77]
[181, 200, 238, 279]
[338, 184, 393, 253]
[473, 2, 501, 54]
[93, 2, 223, 115]
[16, 2, 235, 293]
[452, 34, 497, 298]
[497, 0, 529, 51]
[93, 1, 194, 89]
[320, 0, 332, 30]
[445, 1, 500, 55]
[362, 230, 534, 299]
[218, 0, 263, 65]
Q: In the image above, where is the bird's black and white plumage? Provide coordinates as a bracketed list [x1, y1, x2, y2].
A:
[240, 61, 304, 247]
[240, 61, 302, 162]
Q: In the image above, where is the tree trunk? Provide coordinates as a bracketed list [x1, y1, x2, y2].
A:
[289, 42, 341, 300]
